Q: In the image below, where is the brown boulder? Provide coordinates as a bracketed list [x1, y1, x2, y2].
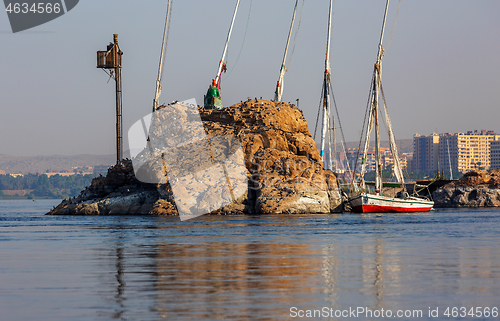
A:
[433, 169, 500, 207]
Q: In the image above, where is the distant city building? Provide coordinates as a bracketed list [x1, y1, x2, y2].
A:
[345, 148, 376, 173]
[93, 165, 111, 176]
[413, 133, 440, 174]
[9, 173, 24, 178]
[437, 133, 458, 175]
[43, 172, 75, 177]
[336, 146, 410, 181]
[343, 147, 408, 173]
[398, 153, 410, 171]
[380, 150, 409, 172]
[453, 130, 499, 172]
[72, 166, 93, 174]
[491, 140, 500, 170]
[413, 130, 500, 174]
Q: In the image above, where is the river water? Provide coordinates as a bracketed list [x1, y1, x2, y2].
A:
[1, 199, 499, 320]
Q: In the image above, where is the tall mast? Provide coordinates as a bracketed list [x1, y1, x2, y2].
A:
[153, 0, 172, 112]
[373, 0, 390, 195]
[214, 0, 241, 89]
[320, 0, 333, 170]
[274, 0, 299, 102]
[447, 138, 453, 179]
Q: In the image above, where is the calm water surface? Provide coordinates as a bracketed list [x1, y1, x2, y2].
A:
[1, 200, 500, 320]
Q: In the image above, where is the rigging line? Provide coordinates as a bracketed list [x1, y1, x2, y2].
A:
[378, 81, 392, 177]
[286, 0, 305, 70]
[329, 81, 354, 183]
[313, 84, 324, 140]
[159, 0, 173, 86]
[380, 79, 406, 187]
[449, 140, 454, 178]
[384, 0, 401, 54]
[378, 79, 389, 136]
[352, 70, 376, 185]
[330, 112, 336, 172]
[222, 0, 252, 80]
[329, 81, 347, 163]
[379, 80, 394, 142]
[403, 164, 411, 181]
[402, 147, 414, 183]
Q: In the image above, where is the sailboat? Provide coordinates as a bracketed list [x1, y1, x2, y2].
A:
[204, 0, 241, 109]
[348, 0, 434, 213]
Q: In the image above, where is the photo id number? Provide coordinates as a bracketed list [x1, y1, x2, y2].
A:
[5, 2, 61, 14]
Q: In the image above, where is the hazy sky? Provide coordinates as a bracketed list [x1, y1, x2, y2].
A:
[1, 0, 499, 156]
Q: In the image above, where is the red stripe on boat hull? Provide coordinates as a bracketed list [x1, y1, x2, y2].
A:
[352, 204, 433, 213]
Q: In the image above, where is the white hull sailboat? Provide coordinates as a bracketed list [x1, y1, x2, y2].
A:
[349, 192, 434, 213]
[348, 0, 434, 213]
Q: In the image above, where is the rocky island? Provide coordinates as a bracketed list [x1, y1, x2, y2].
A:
[48, 99, 342, 216]
[433, 169, 500, 208]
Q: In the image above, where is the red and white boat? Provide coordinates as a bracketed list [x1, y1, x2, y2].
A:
[346, 0, 434, 213]
[349, 192, 434, 213]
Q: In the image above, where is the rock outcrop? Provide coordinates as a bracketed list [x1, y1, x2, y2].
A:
[433, 169, 500, 207]
[48, 99, 342, 216]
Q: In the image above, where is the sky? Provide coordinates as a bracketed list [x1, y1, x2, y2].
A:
[1, 0, 499, 156]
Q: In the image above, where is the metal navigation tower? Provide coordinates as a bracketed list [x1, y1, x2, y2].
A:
[97, 34, 123, 163]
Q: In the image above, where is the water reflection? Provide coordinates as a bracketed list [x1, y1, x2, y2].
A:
[320, 237, 391, 313]
[96, 213, 500, 320]
[113, 245, 126, 320]
[6, 202, 500, 320]
[153, 241, 325, 319]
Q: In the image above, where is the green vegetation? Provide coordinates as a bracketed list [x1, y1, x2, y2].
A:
[0, 174, 94, 199]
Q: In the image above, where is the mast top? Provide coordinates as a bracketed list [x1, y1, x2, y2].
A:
[325, 0, 333, 73]
[214, 0, 241, 88]
[375, 0, 390, 67]
[153, 0, 172, 112]
[274, 0, 299, 102]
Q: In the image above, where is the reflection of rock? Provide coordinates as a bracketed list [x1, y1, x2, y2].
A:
[433, 169, 500, 207]
[154, 239, 325, 316]
[48, 99, 342, 216]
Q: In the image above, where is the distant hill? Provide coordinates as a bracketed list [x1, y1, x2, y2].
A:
[0, 139, 414, 175]
[0, 154, 116, 174]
